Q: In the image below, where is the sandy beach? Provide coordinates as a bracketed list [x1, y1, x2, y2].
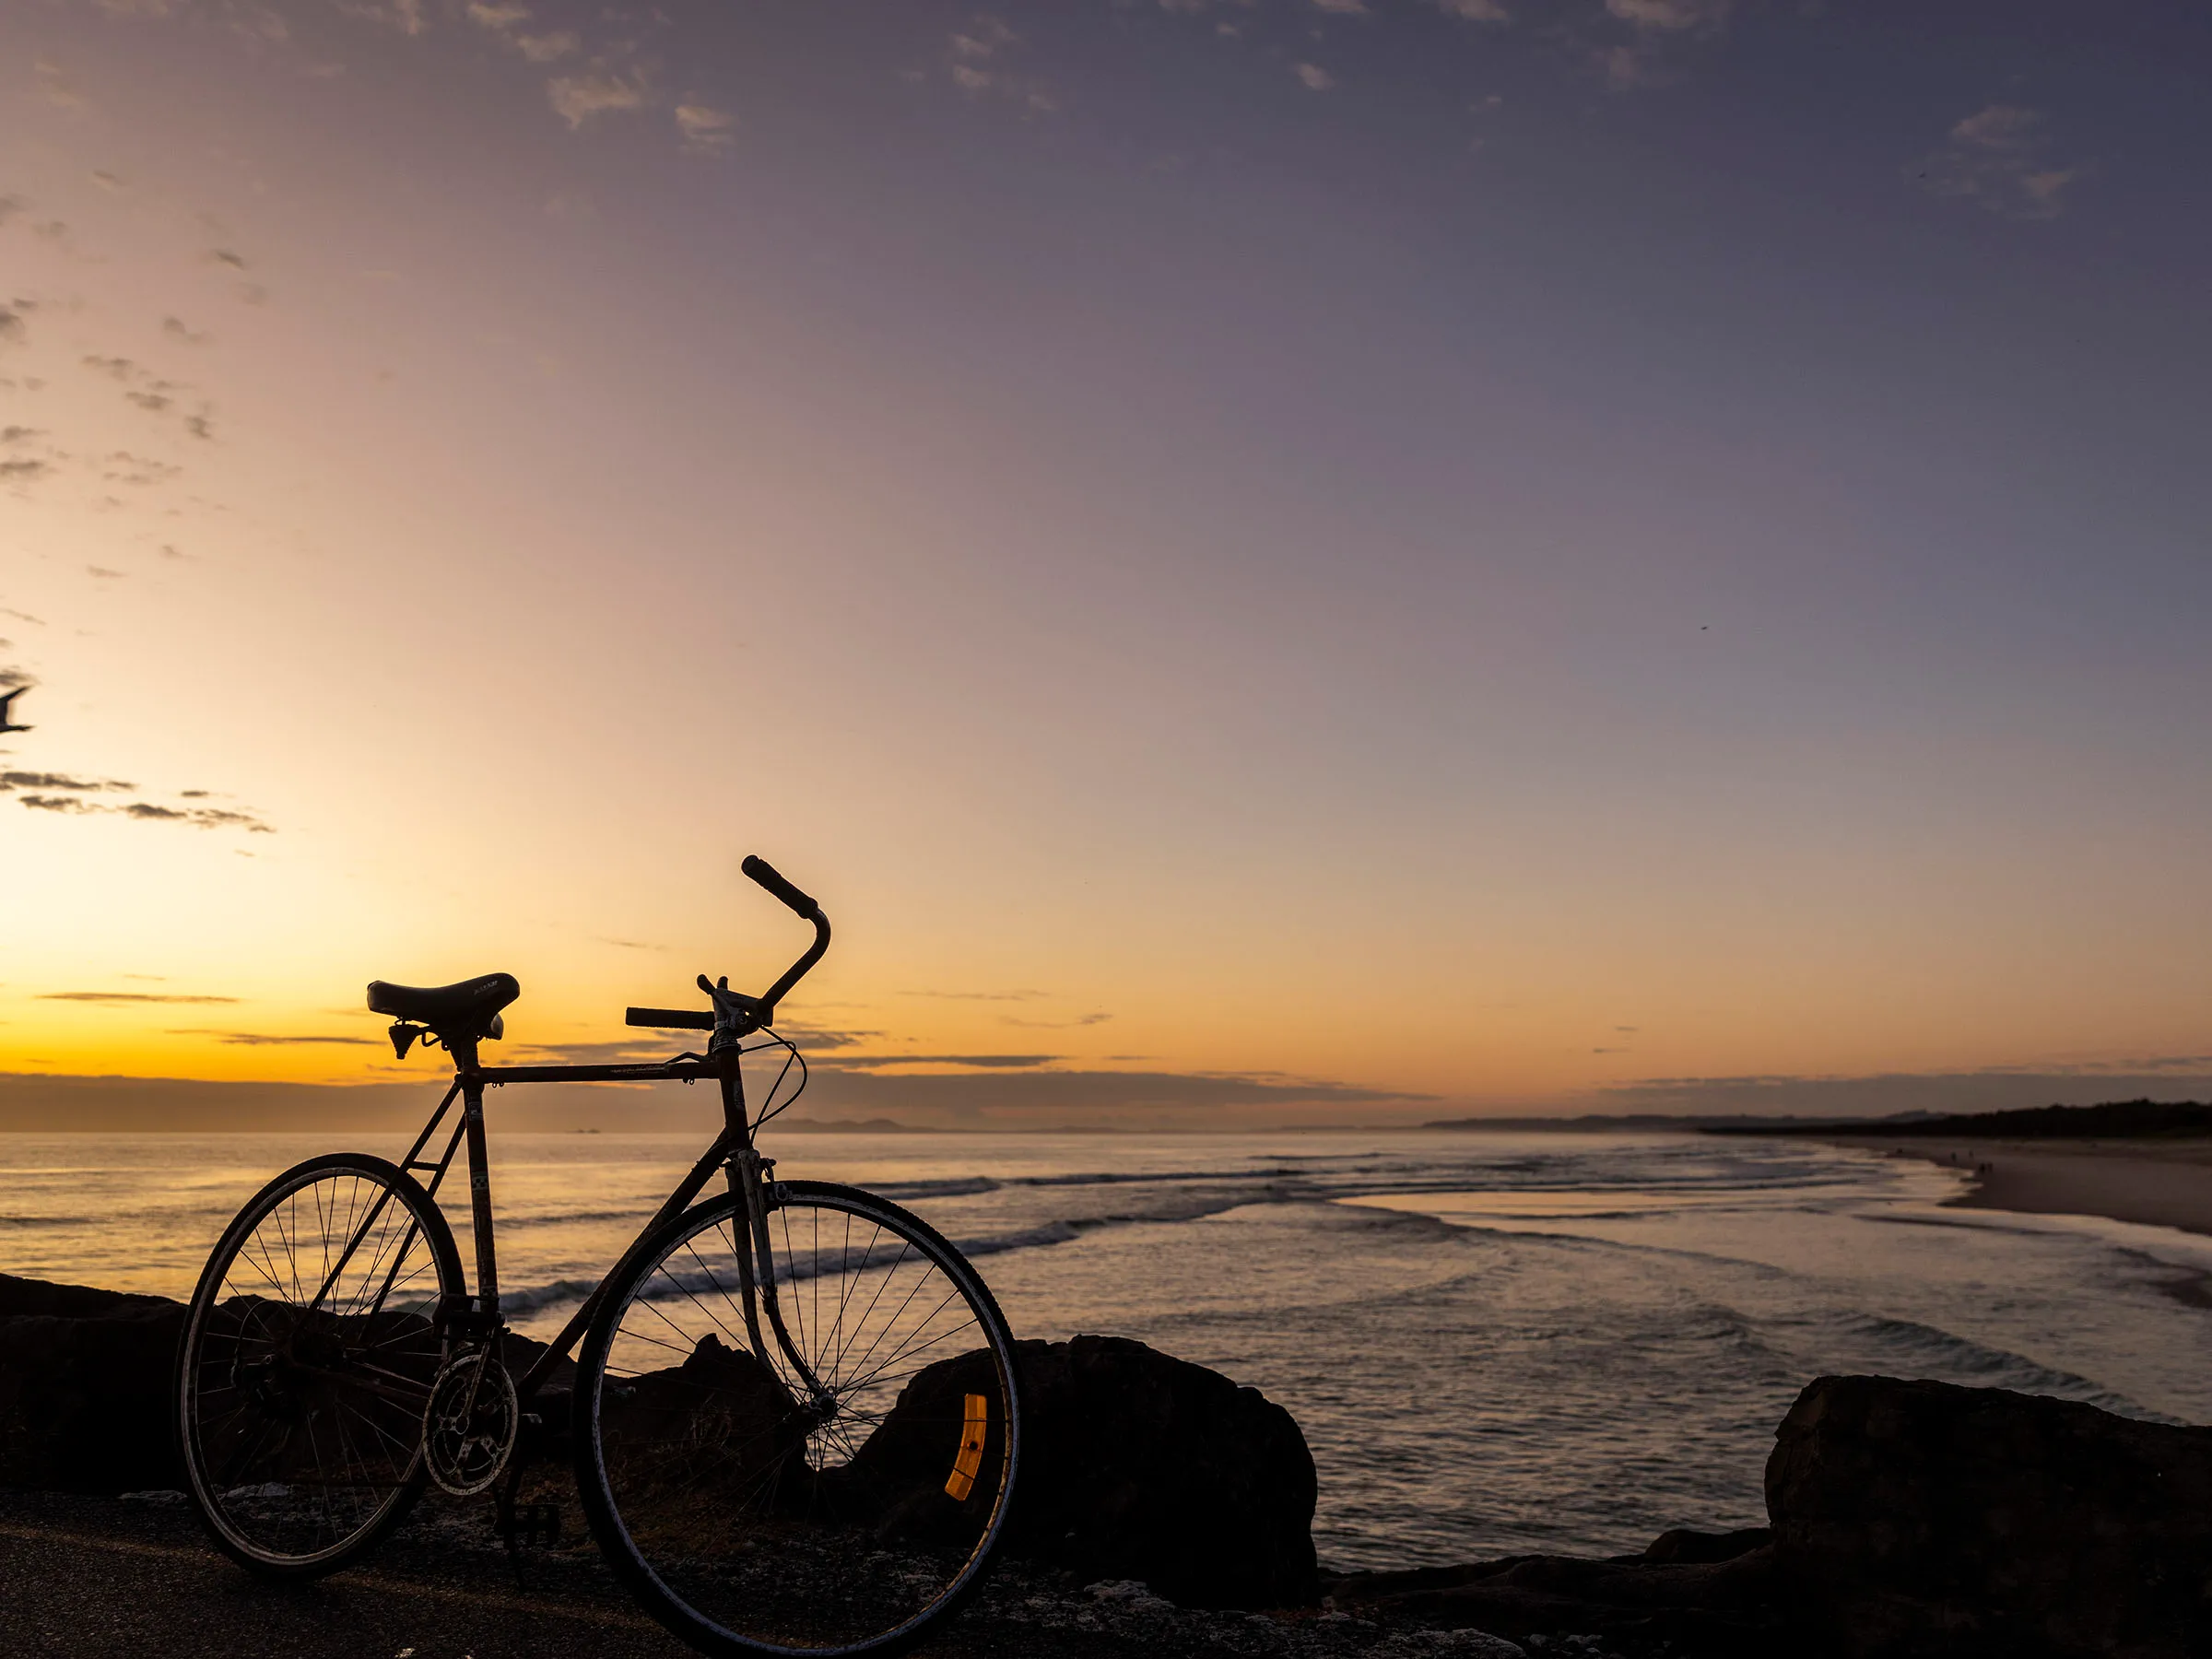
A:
[1832, 1136, 2212, 1238]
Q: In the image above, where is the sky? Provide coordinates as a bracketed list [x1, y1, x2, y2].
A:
[5, 0, 2212, 1127]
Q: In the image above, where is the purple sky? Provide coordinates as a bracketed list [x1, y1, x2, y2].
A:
[5, 0, 2211, 1124]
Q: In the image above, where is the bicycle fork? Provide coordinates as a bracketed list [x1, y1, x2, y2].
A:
[727, 1145, 836, 1416]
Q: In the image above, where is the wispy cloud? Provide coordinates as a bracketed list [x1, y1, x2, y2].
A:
[819, 1053, 1061, 1071]
[40, 991, 240, 1004]
[945, 16, 1056, 112]
[6, 761, 267, 830]
[807, 1064, 1431, 1123]
[1294, 63, 1335, 92]
[547, 70, 648, 129]
[900, 988, 1048, 1002]
[675, 102, 735, 153]
[172, 1030, 382, 1045]
[1, 771, 135, 793]
[1606, 0, 1730, 30]
[35, 59, 84, 110]
[505, 1037, 690, 1064]
[1917, 104, 2086, 220]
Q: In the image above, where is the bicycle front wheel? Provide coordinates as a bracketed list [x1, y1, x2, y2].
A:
[574, 1180, 1021, 1657]
[174, 1153, 461, 1577]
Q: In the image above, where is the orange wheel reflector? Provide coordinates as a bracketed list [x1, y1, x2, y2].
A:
[944, 1393, 989, 1501]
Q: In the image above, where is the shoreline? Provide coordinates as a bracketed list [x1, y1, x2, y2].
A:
[1826, 1134, 2212, 1240]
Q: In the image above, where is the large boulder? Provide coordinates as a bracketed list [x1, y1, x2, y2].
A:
[1767, 1373, 2212, 1659]
[998, 1335, 1318, 1608]
[0, 1274, 184, 1492]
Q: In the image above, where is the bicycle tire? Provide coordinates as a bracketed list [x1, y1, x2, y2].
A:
[174, 1152, 463, 1578]
[573, 1180, 1022, 1657]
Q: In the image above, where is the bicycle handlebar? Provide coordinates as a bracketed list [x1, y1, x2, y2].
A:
[625, 1006, 715, 1030]
[742, 854, 819, 920]
[623, 854, 831, 1033]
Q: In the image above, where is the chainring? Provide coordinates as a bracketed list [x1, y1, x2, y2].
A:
[423, 1349, 519, 1497]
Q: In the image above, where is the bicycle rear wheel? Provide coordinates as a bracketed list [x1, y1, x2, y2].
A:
[574, 1180, 1021, 1657]
[174, 1152, 462, 1576]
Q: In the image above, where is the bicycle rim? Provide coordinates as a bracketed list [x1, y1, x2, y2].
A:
[176, 1153, 459, 1574]
[576, 1181, 1021, 1657]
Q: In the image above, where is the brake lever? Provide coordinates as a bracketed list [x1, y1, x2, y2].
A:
[698, 973, 768, 1052]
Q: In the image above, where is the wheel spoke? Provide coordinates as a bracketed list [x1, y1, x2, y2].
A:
[180, 1158, 452, 1575]
[584, 1185, 1018, 1654]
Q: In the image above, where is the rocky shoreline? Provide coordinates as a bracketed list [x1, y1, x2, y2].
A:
[5, 1273, 2207, 1658]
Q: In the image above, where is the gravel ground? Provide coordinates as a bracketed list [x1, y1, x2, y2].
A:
[0, 1488, 1635, 1659]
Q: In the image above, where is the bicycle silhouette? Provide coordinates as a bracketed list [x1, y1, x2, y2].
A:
[173, 857, 1021, 1657]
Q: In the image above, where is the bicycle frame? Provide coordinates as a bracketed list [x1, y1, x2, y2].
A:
[390, 1038, 758, 1404]
[300, 867, 839, 1431]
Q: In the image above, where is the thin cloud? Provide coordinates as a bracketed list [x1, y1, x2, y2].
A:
[1917, 104, 2086, 220]
[162, 316, 210, 345]
[10, 787, 272, 830]
[1606, 0, 1730, 29]
[506, 1038, 695, 1065]
[809, 1065, 1432, 1122]
[1434, 0, 1510, 18]
[900, 988, 1049, 1002]
[820, 1053, 1062, 1071]
[1, 771, 135, 792]
[120, 802, 273, 830]
[103, 452, 182, 487]
[1294, 63, 1335, 92]
[0, 308, 26, 347]
[675, 103, 735, 153]
[1003, 1011, 1113, 1029]
[516, 30, 580, 63]
[41, 991, 241, 1004]
[35, 60, 84, 110]
[176, 1030, 382, 1046]
[946, 17, 1055, 112]
[547, 71, 648, 129]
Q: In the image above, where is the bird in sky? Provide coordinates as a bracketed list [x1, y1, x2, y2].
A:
[0, 687, 31, 734]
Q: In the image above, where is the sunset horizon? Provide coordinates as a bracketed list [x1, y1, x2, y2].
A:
[9, 0, 2212, 1130]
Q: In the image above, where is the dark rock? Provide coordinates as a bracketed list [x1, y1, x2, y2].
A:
[994, 1335, 1318, 1609]
[1325, 1543, 1784, 1655]
[1767, 1373, 2212, 1659]
[1641, 1526, 1770, 1566]
[0, 1274, 185, 1492]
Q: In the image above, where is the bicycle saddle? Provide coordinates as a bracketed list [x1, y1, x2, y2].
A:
[367, 972, 520, 1040]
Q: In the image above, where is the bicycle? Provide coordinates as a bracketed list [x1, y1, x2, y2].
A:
[171, 857, 1022, 1657]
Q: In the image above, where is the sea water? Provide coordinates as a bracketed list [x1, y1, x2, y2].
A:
[6, 1127, 2211, 1570]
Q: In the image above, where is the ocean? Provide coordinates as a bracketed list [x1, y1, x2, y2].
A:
[6, 1126, 2211, 1571]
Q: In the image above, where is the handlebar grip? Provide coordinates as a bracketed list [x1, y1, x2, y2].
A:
[626, 1007, 716, 1030]
[742, 854, 820, 919]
